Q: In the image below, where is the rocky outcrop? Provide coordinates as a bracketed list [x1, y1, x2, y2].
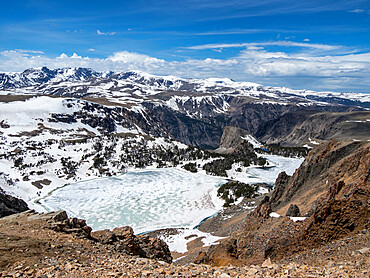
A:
[1, 210, 172, 264]
[250, 196, 272, 219]
[269, 171, 290, 209]
[24, 210, 93, 239]
[300, 179, 369, 246]
[203, 140, 370, 266]
[270, 139, 366, 211]
[286, 204, 300, 217]
[0, 189, 29, 217]
[136, 236, 172, 263]
[203, 197, 297, 266]
[214, 126, 249, 153]
[91, 227, 172, 263]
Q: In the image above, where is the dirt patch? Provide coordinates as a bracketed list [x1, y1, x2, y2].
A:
[0, 95, 34, 103]
[31, 179, 52, 189]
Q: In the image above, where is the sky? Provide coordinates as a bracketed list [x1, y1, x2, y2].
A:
[0, 0, 369, 92]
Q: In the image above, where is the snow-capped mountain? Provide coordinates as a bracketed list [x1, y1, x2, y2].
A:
[1, 67, 369, 111]
[0, 67, 99, 88]
[1, 67, 369, 149]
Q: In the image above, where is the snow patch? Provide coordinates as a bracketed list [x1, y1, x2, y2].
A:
[308, 138, 320, 145]
[162, 228, 225, 253]
[270, 212, 280, 218]
[241, 135, 262, 148]
[289, 217, 307, 222]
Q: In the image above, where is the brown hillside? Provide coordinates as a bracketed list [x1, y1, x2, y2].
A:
[203, 140, 370, 266]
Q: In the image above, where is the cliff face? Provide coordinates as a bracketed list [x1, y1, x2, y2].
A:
[256, 111, 370, 146]
[0, 189, 29, 217]
[270, 140, 367, 213]
[203, 140, 370, 266]
[214, 126, 250, 153]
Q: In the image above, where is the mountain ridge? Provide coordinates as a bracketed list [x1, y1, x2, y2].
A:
[1, 67, 369, 107]
[1, 67, 369, 150]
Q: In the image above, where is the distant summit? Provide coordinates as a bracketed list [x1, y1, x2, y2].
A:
[0, 67, 369, 109]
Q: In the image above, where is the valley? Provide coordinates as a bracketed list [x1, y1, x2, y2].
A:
[0, 67, 369, 277]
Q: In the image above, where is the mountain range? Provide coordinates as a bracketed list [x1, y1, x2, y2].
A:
[1, 67, 369, 149]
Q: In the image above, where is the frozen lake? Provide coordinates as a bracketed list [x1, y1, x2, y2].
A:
[247, 155, 304, 183]
[39, 155, 303, 236]
[39, 168, 227, 233]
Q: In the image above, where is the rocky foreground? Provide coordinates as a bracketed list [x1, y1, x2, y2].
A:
[0, 210, 368, 277]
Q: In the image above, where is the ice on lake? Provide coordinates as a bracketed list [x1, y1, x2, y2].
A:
[247, 155, 304, 184]
[39, 168, 227, 233]
[39, 155, 304, 236]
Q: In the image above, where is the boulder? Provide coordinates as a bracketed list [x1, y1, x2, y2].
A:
[251, 196, 272, 219]
[112, 226, 134, 239]
[137, 236, 172, 263]
[286, 204, 301, 217]
[91, 229, 117, 244]
[92, 226, 172, 263]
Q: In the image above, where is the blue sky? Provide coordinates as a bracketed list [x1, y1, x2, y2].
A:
[0, 0, 370, 92]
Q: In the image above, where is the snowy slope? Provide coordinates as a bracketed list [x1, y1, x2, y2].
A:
[0, 96, 189, 206]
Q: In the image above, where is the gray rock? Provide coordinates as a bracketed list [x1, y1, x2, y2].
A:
[286, 204, 301, 217]
[0, 190, 29, 218]
[27, 210, 68, 222]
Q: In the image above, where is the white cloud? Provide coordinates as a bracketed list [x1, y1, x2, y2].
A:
[58, 53, 68, 59]
[349, 9, 365, 13]
[15, 49, 45, 54]
[107, 51, 166, 71]
[303, 38, 310, 42]
[97, 29, 116, 36]
[71, 53, 82, 59]
[185, 41, 340, 51]
[0, 43, 369, 92]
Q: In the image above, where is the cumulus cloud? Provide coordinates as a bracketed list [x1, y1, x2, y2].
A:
[71, 53, 82, 59]
[0, 42, 369, 92]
